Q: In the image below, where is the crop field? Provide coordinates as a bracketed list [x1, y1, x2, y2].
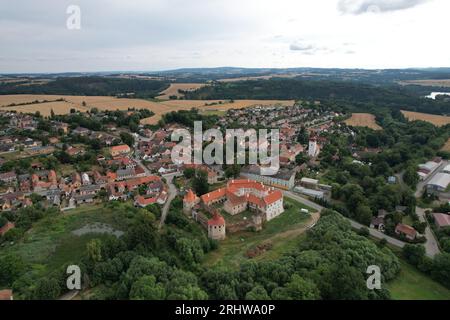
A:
[401, 110, 450, 127]
[399, 79, 450, 87]
[344, 113, 382, 130]
[0, 94, 294, 124]
[156, 83, 207, 99]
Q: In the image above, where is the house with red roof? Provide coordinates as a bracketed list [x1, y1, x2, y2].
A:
[395, 223, 417, 241]
[183, 189, 200, 213]
[134, 195, 157, 208]
[433, 213, 450, 230]
[110, 144, 131, 157]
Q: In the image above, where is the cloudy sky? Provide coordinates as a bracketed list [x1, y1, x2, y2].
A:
[0, 0, 448, 73]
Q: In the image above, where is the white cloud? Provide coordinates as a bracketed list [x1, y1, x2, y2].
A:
[337, 0, 430, 15]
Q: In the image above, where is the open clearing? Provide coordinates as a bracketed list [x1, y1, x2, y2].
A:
[203, 198, 317, 269]
[401, 110, 450, 127]
[156, 83, 207, 100]
[0, 203, 132, 273]
[344, 113, 382, 130]
[398, 79, 450, 88]
[386, 259, 450, 300]
[0, 94, 294, 124]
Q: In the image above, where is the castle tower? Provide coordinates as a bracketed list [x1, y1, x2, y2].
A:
[183, 189, 199, 213]
[207, 211, 226, 241]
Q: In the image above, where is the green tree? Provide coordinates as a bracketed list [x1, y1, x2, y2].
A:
[272, 275, 320, 300]
[193, 170, 209, 195]
[245, 285, 270, 300]
[33, 278, 61, 300]
[130, 275, 166, 300]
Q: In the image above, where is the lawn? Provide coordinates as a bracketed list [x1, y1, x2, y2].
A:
[386, 259, 450, 300]
[0, 203, 133, 274]
[203, 198, 316, 268]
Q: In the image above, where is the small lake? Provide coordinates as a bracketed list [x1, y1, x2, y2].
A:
[425, 92, 450, 100]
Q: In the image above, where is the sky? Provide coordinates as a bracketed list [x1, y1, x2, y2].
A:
[0, 0, 449, 73]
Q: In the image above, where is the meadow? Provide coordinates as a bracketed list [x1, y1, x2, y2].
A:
[402, 110, 450, 127]
[344, 113, 382, 130]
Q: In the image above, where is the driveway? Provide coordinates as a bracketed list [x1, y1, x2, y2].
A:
[416, 207, 441, 258]
[158, 173, 179, 229]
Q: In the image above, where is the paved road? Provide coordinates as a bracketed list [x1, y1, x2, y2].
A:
[416, 207, 441, 258]
[158, 173, 178, 230]
[58, 290, 79, 300]
[282, 190, 408, 250]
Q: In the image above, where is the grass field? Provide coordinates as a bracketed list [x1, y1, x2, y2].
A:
[402, 110, 450, 127]
[344, 113, 382, 130]
[386, 259, 450, 300]
[156, 83, 207, 100]
[0, 204, 131, 274]
[203, 198, 317, 268]
[0, 94, 294, 125]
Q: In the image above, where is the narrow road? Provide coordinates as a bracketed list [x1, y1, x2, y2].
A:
[282, 190, 408, 250]
[158, 173, 178, 230]
[416, 207, 441, 258]
[58, 290, 79, 300]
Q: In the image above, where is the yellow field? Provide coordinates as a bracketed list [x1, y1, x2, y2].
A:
[0, 94, 294, 125]
[156, 83, 207, 100]
[344, 113, 382, 130]
[401, 110, 450, 127]
[398, 79, 450, 88]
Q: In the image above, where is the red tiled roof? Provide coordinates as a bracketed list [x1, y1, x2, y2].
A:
[263, 190, 283, 205]
[395, 224, 417, 237]
[135, 196, 157, 206]
[433, 213, 450, 227]
[201, 188, 226, 203]
[184, 189, 198, 203]
[0, 289, 13, 300]
[208, 212, 225, 226]
[111, 145, 130, 153]
[0, 221, 15, 236]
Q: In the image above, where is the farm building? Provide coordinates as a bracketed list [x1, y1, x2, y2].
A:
[426, 173, 450, 193]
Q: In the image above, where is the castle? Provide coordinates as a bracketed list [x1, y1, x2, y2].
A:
[183, 179, 285, 240]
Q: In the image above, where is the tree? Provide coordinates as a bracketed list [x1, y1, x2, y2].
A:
[192, 170, 209, 195]
[402, 244, 425, 266]
[120, 132, 135, 147]
[87, 239, 103, 264]
[0, 254, 25, 287]
[271, 275, 320, 300]
[130, 275, 166, 300]
[33, 278, 61, 300]
[431, 253, 450, 288]
[403, 166, 419, 188]
[245, 285, 270, 300]
[183, 168, 196, 179]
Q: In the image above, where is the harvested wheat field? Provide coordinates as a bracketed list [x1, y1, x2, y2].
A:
[156, 83, 207, 100]
[0, 94, 294, 124]
[399, 79, 450, 88]
[401, 111, 450, 127]
[344, 113, 382, 130]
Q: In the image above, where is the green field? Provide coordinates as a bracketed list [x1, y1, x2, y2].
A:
[203, 198, 316, 268]
[0, 203, 133, 274]
[387, 259, 450, 300]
